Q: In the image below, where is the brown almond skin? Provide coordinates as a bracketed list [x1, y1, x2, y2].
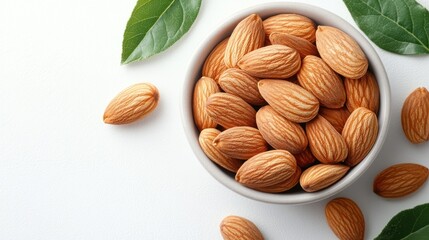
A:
[263, 14, 316, 42]
[293, 147, 316, 168]
[374, 163, 429, 198]
[258, 79, 319, 123]
[297, 55, 346, 108]
[238, 45, 301, 79]
[319, 107, 351, 133]
[236, 150, 297, 189]
[202, 38, 229, 83]
[325, 198, 365, 240]
[269, 32, 318, 59]
[103, 83, 159, 125]
[316, 26, 368, 79]
[300, 164, 350, 192]
[253, 166, 302, 193]
[306, 115, 348, 164]
[218, 68, 265, 106]
[213, 127, 268, 160]
[256, 106, 308, 154]
[193, 77, 220, 131]
[401, 87, 429, 144]
[205, 93, 256, 129]
[199, 128, 242, 173]
[345, 72, 380, 113]
[342, 107, 378, 166]
[220, 216, 264, 240]
[224, 14, 265, 68]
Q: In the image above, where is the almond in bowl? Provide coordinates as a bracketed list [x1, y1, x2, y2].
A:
[182, 3, 390, 204]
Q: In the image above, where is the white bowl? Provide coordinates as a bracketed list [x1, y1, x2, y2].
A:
[181, 2, 391, 204]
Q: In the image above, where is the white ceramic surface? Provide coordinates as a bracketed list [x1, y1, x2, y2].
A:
[182, 2, 391, 204]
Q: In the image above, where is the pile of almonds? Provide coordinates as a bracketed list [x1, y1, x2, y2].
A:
[193, 13, 380, 193]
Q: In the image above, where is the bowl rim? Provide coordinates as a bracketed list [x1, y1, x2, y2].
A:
[181, 2, 391, 204]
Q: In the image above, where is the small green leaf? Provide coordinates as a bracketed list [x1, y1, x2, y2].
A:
[343, 0, 429, 55]
[375, 203, 429, 240]
[121, 0, 202, 64]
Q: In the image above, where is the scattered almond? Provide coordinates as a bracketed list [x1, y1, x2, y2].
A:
[342, 107, 378, 166]
[263, 14, 316, 42]
[300, 164, 350, 192]
[401, 87, 429, 144]
[103, 83, 159, 125]
[193, 77, 220, 131]
[220, 215, 264, 240]
[373, 163, 429, 198]
[345, 71, 380, 113]
[202, 37, 229, 83]
[325, 198, 365, 240]
[213, 127, 268, 160]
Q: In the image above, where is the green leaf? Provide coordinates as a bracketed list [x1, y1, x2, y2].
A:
[375, 203, 429, 240]
[121, 0, 202, 64]
[343, 0, 429, 54]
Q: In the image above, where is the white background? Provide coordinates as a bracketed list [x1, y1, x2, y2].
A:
[1, 0, 429, 239]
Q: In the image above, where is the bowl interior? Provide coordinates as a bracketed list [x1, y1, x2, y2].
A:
[182, 2, 391, 204]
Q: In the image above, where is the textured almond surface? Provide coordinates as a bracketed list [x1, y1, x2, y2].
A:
[220, 215, 264, 240]
[263, 14, 316, 42]
[213, 127, 268, 160]
[199, 128, 242, 173]
[300, 164, 350, 192]
[237, 45, 301, 79]
[325, 198, 365, 240]
[236, 150, 297, 189]
[401, 87, 429, 144]
[297, 55, 346, 108]
[193, 77, 220, 131]
[202, 38, 229, 82]
[316, 26, 368, 79]
[345, 72, 380, 113]
[306, 115, 348, 164]
[319, 107, 351, 133]
[205, 93, 256, 129]
[256, 106, 308, 154]
[342, 107, 378, 166]
[258, 79, 319, 123]
[269, 32, 318, 59]
[253, 166, 302, 193]
[224, 14, 265, 68]
[103, 83, 159, 125]
[219, 68, 265, 106]
[374, 163, 429, 198]
[293, 147, 316, 168]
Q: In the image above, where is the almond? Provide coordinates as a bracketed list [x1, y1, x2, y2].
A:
[193, 77, 220, 131]
[253, 166, 302, 193]
[218, 68, 265, 106]
[103, 83, 159, 125]
[213, 127, 268, 160]
[236, 150, 297, 189]
[319, 107, 351, 133]
[269, 32, 318, 59]
[300, 164, 350, 192]
[263, 14, 316, 42]
[202, 38, 229, 82]
[256, 105, 308, 154]
[345, 72, 380, 113]
[401, 87, 429, 144]
[258, 79, 319, 123]
[220, 215, 264, 240]
[316, 26, 368, 79]
[199, 128, 243, 173]
[297, 55, 346, 108]
[306, 115, 348, 164]
[293, 147, 316, 168]
[373, 163, 429, 198]
[342, 107, 378, 166]
[205, 93, 256, 129]
[224, 14, 265, 68]
[325, 198, 365, 240]
[237, 45, 301, 79]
